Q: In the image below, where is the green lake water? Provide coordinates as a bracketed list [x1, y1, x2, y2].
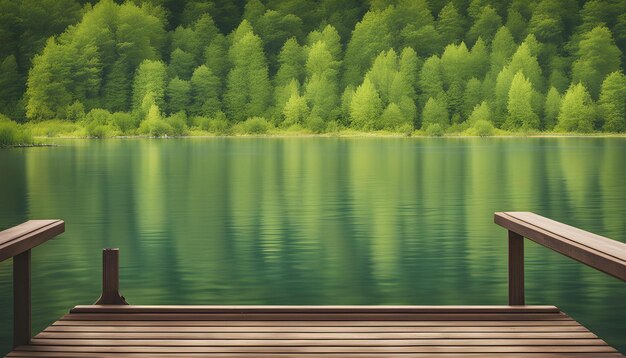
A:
[0, 137, 625, 354]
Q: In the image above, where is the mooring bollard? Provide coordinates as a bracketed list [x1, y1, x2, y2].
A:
[95, 248, 128, 305]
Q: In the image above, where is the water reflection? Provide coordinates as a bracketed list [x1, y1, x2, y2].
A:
[0, 137, 624, 354]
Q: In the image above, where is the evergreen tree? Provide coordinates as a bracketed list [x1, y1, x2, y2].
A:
[418, 55, 444, 108]
[350, 78, 382, 129]
[509, 42, 544, 91]
[102, 59, 131, 112]
[437, 2, 465, 45]
[380, 103, 409, 130]
[190, 65, 220, 117]
[343, 8, 393, 87]
[132, 60, 167, 116]
[422, 96, 449, 129]
[463, 77, 482, 118]
[282, 92, 309, 126]
[572, 26, 622, 99]
[468, 101, 492, 124]
[304, 41, 339, 120]
[0, 55, 22, 116]
[166, 77, 191, 114]
[557, 83, 596, 132]
[598, 72, 626, 132]
[544, 87, 561, 130]
[275, 38, 305, 87]
[169, 48, 196, 80]
[505, 71, 539, 130]
[467, 5, 502, 45]
[489, 26, 516, 72]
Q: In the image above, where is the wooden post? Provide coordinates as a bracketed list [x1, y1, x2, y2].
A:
[508, 231, 525, 305]
[13, 249, 31, 348]
[95, 248, 128, 305]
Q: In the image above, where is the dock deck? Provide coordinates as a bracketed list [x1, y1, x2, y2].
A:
[2, 212, 626, 357]
[7, 305, 623, 357]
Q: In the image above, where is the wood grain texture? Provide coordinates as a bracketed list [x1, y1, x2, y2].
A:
[494, 212, 626, 281]
[6, 306, 622, 357]
[0, 220, 65, 262]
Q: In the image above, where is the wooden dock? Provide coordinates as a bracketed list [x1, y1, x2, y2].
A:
[2, 212, 625, 357]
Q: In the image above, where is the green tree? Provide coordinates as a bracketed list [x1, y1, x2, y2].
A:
[467, 5, 502, 45]
[598, 72, 626, 132]
[418, 55, 444, 108]
[275, 38, 305, 87]
[255, 10, 304, 72]
[422, 96, 449, 129]
[304, 41, 340, 120]
[225, 29, 272, 121]
[0, 55, 23, 116]
[505, 71, 539, 130]
[306, 25, 342, 61]
[544, 87, 561, 130]
[489, 26, 516, 72]
[468, 100, 492, 123]
[380, 102, 410, 130]
[572, 26, 622, 99]
[557, 83, 596, 132]
[463, 77, 482, 118]
[282, 92, 309, 126]
[102, 59, 131, 112]
[169, 48, 196, 80]
[166, 77, 191, 115]
[190, 65, 220, 117]
[509, 42, 544, 91]
[437, 2, 465, 45]
[343, 8, 393, 87]
[132, 60, 167, 116]
[350, 78, 382, 129]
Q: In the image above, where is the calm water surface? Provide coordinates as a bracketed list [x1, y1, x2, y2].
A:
[0, 137, 625, 354]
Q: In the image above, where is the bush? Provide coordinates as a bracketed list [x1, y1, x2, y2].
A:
[425, 123, 444, 136]
[26, 120, 82, 137]
[305, 116, 326, 134]
[326, 120, 340, 133]
[65, 101, 85, 122]
[112, 112, 136, 134]
[0, 118, 33, 146]
[396, 123, 414, 136]
[235, 117, 271, 134]
[138, 118, 172, 137]
[167, 111, 188, 136]
[472, 119, 495, 137]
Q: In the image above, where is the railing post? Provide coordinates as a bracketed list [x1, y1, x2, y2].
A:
[95, 248, 128, 305]
[508, 231, 525, 305]
[13, 249, 31, 348]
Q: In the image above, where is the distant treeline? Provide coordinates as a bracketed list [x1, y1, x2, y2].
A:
[0, 0, 625, 136]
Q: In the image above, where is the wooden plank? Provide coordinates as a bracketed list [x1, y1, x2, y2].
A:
[44, 325, 591, 333]
[14, 345, 619, 353]
[51, 320, 581, 327]
[13, 249, 31, 348]
[0, 220, 65, 262]
[58, 313, 572, 321]
[34, 331, 599, 340]
[69, 305, 559, 314]
[494, 212, 626, 281]
[7, 352, 625, 357]
[509, 231, 525, 305]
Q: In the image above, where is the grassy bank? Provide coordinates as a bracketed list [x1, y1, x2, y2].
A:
[2, 116, 624, 144]
[0, 116, 34, 147]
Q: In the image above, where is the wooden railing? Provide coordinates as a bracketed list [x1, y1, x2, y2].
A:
[495, 212, 626, 305]
[0, 220, 65, 348]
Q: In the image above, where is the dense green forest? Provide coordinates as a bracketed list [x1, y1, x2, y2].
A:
[0, 0, 625, 139]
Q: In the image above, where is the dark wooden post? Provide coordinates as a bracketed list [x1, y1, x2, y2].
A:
[95, 248, 128, 305]
[508, 231, 525, 305]
[13, 249, 31, 348]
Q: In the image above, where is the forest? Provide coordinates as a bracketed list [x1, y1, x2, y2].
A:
[0, 0, 625, 141]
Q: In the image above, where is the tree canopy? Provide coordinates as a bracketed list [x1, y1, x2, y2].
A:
[0, 0, 623, 134]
